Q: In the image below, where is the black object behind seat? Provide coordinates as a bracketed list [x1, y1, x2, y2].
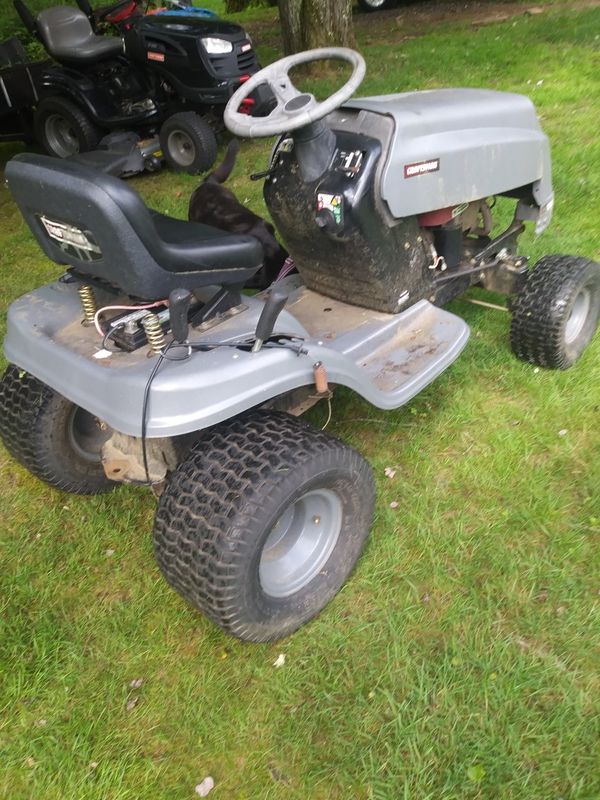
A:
[6, 153, 263, 299]
[0, 36, 28, 67]
[36, 6, 123, 64]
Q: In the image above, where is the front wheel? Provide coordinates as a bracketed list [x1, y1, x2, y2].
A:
[153, 411, 375, 642]
[510, 255, 600, 369]
[159, 111, 217, 174]
[0, 365, 114, 494]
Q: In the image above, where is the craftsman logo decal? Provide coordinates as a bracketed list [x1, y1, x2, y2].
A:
[147, 51, 165, 62]
[404, 158, 440, 178]
[39, 215, 102, 261]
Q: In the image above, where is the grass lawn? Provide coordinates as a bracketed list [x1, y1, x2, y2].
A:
[1, 1, 600, 797]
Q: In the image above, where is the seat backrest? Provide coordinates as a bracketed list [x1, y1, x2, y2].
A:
[6, 153, 198, 299]
[0, 36, 28, 68]
[36, 6, 95, 59]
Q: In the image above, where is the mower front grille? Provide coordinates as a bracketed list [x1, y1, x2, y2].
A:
[236, 48, 258, 73]
[207, 46, 258, 78]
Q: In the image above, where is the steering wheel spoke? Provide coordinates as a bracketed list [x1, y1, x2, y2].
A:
[271, 76, 300, 105]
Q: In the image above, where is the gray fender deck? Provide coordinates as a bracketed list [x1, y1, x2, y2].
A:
[4, 277, 470, 437]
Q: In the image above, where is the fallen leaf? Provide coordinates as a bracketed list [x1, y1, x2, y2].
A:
[195, 776, 215, 796]
[268, 764, 291, 784]
[126, 697, 139, 712]
[129, 678, 143, 689]
[105, 549, 115, 557]
[558, 429, 567, 437]
[467, 764, 486, 782]
[389, 501, 399, 509]
[384, 467, 397, 479]
[273, 653, 286, 668]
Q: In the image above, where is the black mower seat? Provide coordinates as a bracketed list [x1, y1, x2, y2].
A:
[36, 6, 123, 64]
[148, 211, 262, 275]
[6, 153, 263, 299]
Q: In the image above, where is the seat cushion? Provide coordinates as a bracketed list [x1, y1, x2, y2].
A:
[37, 7, 123, 64]
[150, 211, 263, 274]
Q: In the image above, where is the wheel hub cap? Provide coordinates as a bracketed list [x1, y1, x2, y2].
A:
[259, 489, 343, 598]
[45, 114, 79, 158]
[167, 130, 196, 167]
[565, 288, 591, 344]
[67, 407, 110, 463]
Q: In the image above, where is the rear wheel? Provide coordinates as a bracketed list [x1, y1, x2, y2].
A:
[159, 111, 217, 174]
[34, 96, 101, 158]
[153, 410, 375, 642]
[510, 255, 600, 369]
[0, 365, 113, 494]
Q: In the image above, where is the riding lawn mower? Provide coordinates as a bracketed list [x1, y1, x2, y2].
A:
[10, 0, 273, 175]
[1, 48, 599, 642]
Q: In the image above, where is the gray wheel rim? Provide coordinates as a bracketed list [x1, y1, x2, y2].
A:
[45, 113, 80, 158]
[166, 130, 196, 167]
[565, 287, 591, 344]
[67, 407, 110, 463]
[259, 488, 343, 598]
[364, 0, 387, 6]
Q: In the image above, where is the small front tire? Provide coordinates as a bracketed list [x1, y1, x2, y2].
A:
[153, 410, 375, 642]
[159, 111, 217, 174]
[510, 255, 600, 369]
[0, 365, 114, 494]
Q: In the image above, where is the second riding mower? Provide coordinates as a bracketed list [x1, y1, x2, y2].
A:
[12, 0, 273, 174]
[1, 49, 599, 642]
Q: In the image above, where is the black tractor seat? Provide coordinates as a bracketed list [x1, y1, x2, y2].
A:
[6, 153, 263, 299]
[36, 6, 124, 64]
[149, 211, 262, 275]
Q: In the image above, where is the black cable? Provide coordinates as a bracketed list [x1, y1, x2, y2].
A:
[102, 324, 123, 351]
[141, 347, 170, 485]
[165, 338, 307, 357]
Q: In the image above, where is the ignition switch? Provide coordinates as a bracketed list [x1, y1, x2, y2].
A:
[315, 191, 343, 233]
[315, 208, 337, 232]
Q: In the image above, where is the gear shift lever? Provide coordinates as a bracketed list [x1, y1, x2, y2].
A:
[169, 288, 192, 343]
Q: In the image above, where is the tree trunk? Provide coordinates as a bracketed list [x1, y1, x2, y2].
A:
[279, 0, 354, 55]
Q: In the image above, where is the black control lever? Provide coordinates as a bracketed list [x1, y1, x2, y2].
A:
[250, 167, 277, 182]
[169, 288, 192, 343]
[252, 288, 288, 353]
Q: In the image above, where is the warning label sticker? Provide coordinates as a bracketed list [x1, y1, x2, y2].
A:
[317, 193, 343, 225]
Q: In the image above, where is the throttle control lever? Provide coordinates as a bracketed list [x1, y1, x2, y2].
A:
[252, 288, 288, 353]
